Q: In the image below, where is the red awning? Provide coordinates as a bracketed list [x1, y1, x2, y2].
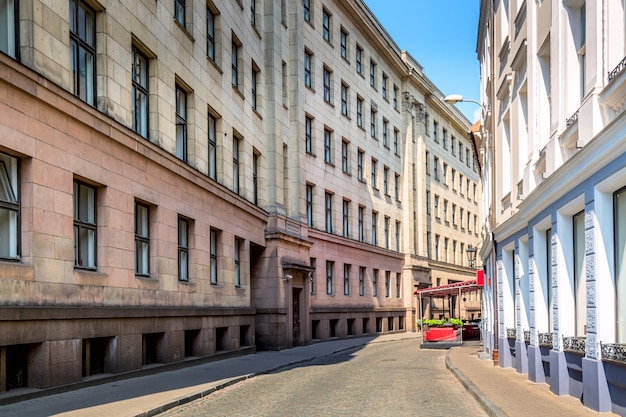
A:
[413, 279, 479, 298]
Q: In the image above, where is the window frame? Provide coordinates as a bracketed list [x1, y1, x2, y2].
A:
[132, 46, 149, 138]
[175, 85, 188, 162]
[135, 201, 150, 276]
[178, 216, 189, 281]
[0, 152, 20, 261]
[73, 180, 97, 270]
[69, 0, 96, 106]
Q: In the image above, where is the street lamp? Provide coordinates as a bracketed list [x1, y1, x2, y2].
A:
[444, 95, 487, 119]
[466, 245, 477, 268]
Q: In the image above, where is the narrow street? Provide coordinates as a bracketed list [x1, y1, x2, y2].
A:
[158, 339, 487, 417]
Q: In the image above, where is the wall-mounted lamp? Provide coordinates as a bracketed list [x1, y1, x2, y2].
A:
[283, 273, 293, 281]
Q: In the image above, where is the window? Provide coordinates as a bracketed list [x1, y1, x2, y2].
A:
[358, 205, 364, 242]
[394, 173, 400, 200]
[574, 210, 586, 336]
[208, 113, 218, 180]
[357, 149, 364, 181]
[578, 2, 586, 99]
[370, 109, 377, 138]
[356, 45, 363, 74]
[393, 128, 399, 155]
[451, 136, 456, 155]
[306, 184, 314, 227]
[210, 229, 218, 284]
[396, 273, 401, 298]
[616, 189, 626, 343]
[425, 151, 430, 175]
[434, 195, 439, 218]
[207, 6, 217, 62]
[326, 260, 334, 294]
[325, 192, 333, 233]
[178, 217, 189, 281]
[310, 258, 316, 294]
[382, 119, 388, 147]
[252, 151, 259, 205]
[252, 62, 260, 110]
[451, 169, 456, 191]
[395, 221, 400, 251]
[383, 166, 389, 195]
[0, 152, 19, 260]
[442, 129, 447, 149]
[459, 143, 464, 162]
[232, 35, 241, 90]
[234, 238, 242, 287]
[372, 211, 378, 246]
[303, 0, 311, 22]
[426, 191, 431, 215]
[132, 47, 149, 138]
[382, 73, 388, 99]
[359, 267, 365, 296]
[342, 199, 349, 238]
[385, 271, 390, 297]
[324, 128, 332, 164]
[466, 178, 471, 197]
[433, 156, 439, 180]
[174, 0, 186, 27]
[452, 203, 456, 225]
[304, 50, 313, 88]
[233, 134, 240, 194]
[322, 8, 331, 42]
[344, 264, 350, 295]
[340, 28, 348, 59]
[443, 163, 448, 185]
[371, 158, 377, 188]
[443, 200, 448, 222]
[135, 202, 150, 276]
[70, 0, 96, 105]
[341, 82, 349, 116]
[460, 207, 464, 229]
[384, 216, 390, 249]
[175, 85, 187, 162]
[356, 96, 364, 127]
[341, 140, 349, 173]
[369, 60, 376, 88]
[466, 148, 471, 167]
[323, 67, 332, 103]
[281, 61, 287, 106]
[305, 115, 313, 154]
[426, 232, 432, 258]
[444, 238, 449, 262]
[433, 120, 438, 142]
[74, 181, 96, 269]
[393, 85, 399, 110]
[0, 0, 18, 58]
[250, 0, 257, 27]
[435, 234, 440, 261]
[459, 174, 464, 195]
[373, 269, 378, 296]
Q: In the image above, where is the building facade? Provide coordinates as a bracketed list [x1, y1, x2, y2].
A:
[477, 0, 626, 413]
[0, 0, 479, 393]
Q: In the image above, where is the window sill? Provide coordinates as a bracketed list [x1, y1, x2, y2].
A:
[207, 57, 223, 74]
[0, 260, 34, 280]
[174, 19, 195, 42]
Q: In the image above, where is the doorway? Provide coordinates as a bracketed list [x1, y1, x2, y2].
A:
[293, 288, 302, 345]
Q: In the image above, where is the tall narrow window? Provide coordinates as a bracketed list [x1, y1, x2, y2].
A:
[233, 135, 240, 194]
[342, 199, 349, 238]
[393, 85, 399, 109]
[74, 181, 96, 269]
[132, 47, 149, 138]
[70, 0, 96, 105]
[382, 73, 388, 99]
[322, 8, 331, 42]
[370, 109, 377, 138]
[372, 211, 378, 246]
[393, 128, 399, 155]
[356, 97, 363, 127]
[234, 238, 242, 287]
[175, 85, 187, 162]
[394, 173, 400, 200]
[615, 189, 626, 342]
[395, 221, 400, 251]
[382, 120, 388, 147]
[232, 36, 241, 90]
[359, 267, 365, 296]
[384, 216, 390, 249]
[356, 45, 363, 74]
[383, 166, 389, 195]
[371, 159, 377, 188]
[174, 0, 186, 27]
[250, 0, 256, 26]
[385, 271, 390, 297]
[357, 149, 364, 181]
[281, 61, 287, 106]
[433, 120, 438, 142]
[208, 114, 217, 180]
[324, 128, 332, 164]
[574, 211, 586, 336]
[303, 0, 311, 23]
[178, 217, 189, 281]
[252, 62, 259, 110]
[546, 228, 553, 330]
[344, 264, 350, 295]
[0, 0, 18, 58]
[326, 260, 333, 294]
[0, 152, 19, 260]
[135, 202, 149, 276]
[341, 140, 349, 173]
[305, 115, 313, 154]
[340, 28, 348, 59]
[396, 273, 401, 297]
[373, 269, 378, 296]
[341, 83, 349, 116]
[369, 60, 376, 87]
[306, 184, 314, 227]
[304, 50, 312, 88]
[210, 228, 218, 284]
[578, 2, 586, 99]
[252, 151, 259, 205]
[325, 192, 333, 233]
[358, 206, 365, 242]
[323, 67, 332, 103]
[207, 6, 216, 62]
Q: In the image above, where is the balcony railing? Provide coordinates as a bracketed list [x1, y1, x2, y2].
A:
[608, 56, 626, 83]
[563, 336, 586, 354]
[507, 328, 516, 339]
[538, 332, 553, 347]
[566, 110, 579, 127]
[524, 330, 530, 343]
[601, 343, 626, 365]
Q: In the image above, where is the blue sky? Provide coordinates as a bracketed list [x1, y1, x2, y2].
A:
[363, 0, 481, 122]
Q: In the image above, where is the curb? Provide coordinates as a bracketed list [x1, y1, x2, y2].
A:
[445, 348, 507, 417]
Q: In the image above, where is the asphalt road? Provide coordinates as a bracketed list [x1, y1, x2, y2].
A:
[157, 339, 488, 417]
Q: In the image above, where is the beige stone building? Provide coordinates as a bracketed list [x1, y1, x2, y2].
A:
[0, 0, 480, 393]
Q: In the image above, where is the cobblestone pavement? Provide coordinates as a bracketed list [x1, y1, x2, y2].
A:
[158, 339, 487, 417]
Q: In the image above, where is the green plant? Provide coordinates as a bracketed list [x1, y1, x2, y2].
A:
[419, 318, 463, 327]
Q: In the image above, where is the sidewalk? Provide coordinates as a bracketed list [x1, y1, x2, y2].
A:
[0, 332, 616, 417]
[446, 342, 619, 417]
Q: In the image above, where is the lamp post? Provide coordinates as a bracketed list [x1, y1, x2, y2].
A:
[465, 244, 477, 268]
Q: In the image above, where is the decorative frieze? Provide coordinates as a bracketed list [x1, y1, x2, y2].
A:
[586, 333, 597, 359]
